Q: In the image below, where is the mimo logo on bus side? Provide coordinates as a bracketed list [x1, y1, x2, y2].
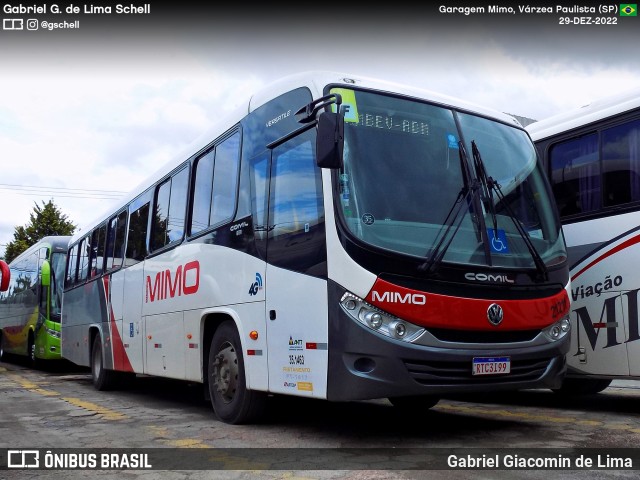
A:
[145, 261, 200, 303]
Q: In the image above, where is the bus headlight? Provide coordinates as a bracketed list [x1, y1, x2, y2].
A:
[46, 327, 61, 339]
[340, 292, 425, 343]
[542, 316, 571, 342]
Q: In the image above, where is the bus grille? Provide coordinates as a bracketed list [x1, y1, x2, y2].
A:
[402, 357, 552, 385]
[427, 328, 540, 344]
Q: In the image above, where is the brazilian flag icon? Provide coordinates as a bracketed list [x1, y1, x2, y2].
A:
[620, 4, 637, 15]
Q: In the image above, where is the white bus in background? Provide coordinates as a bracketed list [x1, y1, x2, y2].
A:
[62, 71, 571, 424]
[528, 90, 640, 394]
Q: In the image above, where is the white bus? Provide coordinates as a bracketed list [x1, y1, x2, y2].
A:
[62, 71, 571, 424]
[528, 90, 640, 394]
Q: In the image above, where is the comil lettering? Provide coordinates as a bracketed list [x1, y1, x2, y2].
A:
[371, 291, 427, 305]
[146, 261, 200, 303]
[465, 273, 515, 284]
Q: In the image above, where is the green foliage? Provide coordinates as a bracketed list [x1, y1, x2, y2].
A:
[4, 200, 76, 263]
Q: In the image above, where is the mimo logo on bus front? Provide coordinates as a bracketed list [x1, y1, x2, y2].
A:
[371, 291, 427, 305]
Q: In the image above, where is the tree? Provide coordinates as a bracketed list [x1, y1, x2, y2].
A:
[3, 200, 76, 263]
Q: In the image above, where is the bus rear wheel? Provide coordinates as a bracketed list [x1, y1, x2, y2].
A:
[208, 321, 266, 424]
[91, 336, 119, 391]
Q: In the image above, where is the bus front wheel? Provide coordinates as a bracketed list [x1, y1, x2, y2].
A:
[208, 321, 266, 425]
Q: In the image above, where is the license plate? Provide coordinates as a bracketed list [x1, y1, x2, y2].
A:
[472, 356, 511, 376]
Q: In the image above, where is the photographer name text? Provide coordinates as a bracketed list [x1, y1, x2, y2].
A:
[3, 3, 150, 15]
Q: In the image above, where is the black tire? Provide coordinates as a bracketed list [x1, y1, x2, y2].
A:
[0, 335, 8, 362]
[28, 334, 40, 369]
[552, 378, 612, 396]
[208, 321, 267, 424]
[388, 395, 440, 410]
[91, 336, 119, 391]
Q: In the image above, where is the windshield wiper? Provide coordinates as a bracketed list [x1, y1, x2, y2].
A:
[419, 142, 480, 273]
[472, 141, 498, 235]
[471, 142, 549, 281]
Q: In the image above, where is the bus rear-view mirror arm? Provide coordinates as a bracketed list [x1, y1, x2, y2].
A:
[294, 93, 345, 170]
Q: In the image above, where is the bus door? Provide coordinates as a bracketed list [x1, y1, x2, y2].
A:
[264, 129, 329, 398]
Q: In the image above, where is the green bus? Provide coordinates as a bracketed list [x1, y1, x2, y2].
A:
[0, 236, 71, 366]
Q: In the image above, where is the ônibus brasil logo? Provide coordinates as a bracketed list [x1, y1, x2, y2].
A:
[248, 273, 263, 296]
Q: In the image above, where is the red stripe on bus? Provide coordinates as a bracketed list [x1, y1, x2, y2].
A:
[572, 234, 640, 281]
[366, 278, 569, 330]
[102, 276, 134, 372]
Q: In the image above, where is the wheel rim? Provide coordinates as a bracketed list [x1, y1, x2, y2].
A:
[212, 341, 238, 404]
[30, 342, 36, 362]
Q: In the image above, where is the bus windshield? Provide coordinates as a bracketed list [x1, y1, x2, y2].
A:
[335, 88, 566, 270]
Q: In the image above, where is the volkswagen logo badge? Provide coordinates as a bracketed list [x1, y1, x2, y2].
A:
[487, 303, 504, 326]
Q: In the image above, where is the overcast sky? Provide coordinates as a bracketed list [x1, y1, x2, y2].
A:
[1, 2, 639, 258]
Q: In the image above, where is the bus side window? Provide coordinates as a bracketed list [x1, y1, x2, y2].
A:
[66, 243, 79, 287]
[268, 129, 326, 276]
[126, 202, 150, 263]
[549, 133, 599, 217]
[250, 154, 269, 252]
[91, 224, 107, 277]
[191, 149, 214, 235]
[190, 131, 240, 236]
[114, 211, 128, 268]
[602, 119, 640, 207]
[105, 210, 127, 271]
[152, 167, 188, 251]
[77, 235, 91, 282]
[210, 132, 240, 226]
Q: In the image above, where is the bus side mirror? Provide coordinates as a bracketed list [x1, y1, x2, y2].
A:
[0, 260, 9, 292]
[316, 111, 344, 169]
[40, 260, 51, 287]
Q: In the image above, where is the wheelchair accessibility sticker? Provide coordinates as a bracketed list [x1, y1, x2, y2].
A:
[487, 228, 509, 254]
